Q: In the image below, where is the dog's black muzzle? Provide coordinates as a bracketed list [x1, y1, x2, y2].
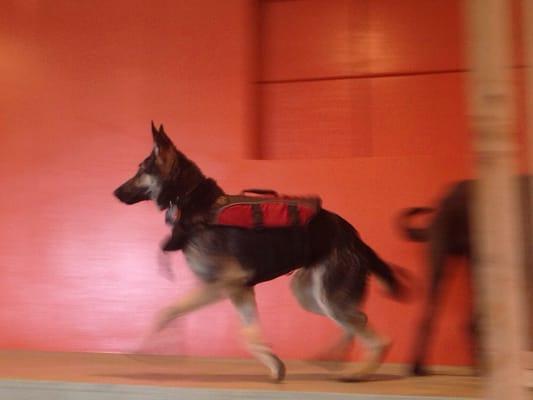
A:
[113, 181, 149, 205]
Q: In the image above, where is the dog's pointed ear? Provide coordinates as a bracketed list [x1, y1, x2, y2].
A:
[151, 121, 174, 152]
[150, 122, 176, 173]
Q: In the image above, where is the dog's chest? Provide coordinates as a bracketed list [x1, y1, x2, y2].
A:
[183, 247, 218, 283]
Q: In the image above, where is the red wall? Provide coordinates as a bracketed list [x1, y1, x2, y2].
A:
[3, 0, 516, 367]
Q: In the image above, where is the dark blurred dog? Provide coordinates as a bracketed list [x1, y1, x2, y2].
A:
[398, 177, 532, 376]
[114, 122, 406, 381]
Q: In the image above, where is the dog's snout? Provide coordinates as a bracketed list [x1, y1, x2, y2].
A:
[113, 187, 122, 198]
[113, 187, 124, 201]
[113, 181, 149, 205]
[113, 185, 132, 203]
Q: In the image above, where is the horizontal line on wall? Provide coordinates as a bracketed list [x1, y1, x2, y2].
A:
[257, 66, 526, 84]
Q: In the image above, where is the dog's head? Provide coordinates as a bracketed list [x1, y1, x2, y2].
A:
[113, 122, 179, 208]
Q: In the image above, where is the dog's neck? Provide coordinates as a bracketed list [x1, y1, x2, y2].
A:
[177, 178, 223, 212]
[157, 153, 225, 216]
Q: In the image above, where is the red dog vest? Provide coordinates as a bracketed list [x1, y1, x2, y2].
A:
[210, 189, 321, 229]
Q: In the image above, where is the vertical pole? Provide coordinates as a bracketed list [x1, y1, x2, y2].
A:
[465, 0, 527, 398]
[522, 0, 533, 358]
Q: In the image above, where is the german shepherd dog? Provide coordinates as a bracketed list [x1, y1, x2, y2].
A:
[114, 123, 406, 381]
[398, 176, 532, 376]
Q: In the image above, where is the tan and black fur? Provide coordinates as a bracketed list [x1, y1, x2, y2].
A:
[114, 123, 406, 381]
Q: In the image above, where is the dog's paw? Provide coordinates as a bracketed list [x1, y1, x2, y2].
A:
[269, 355, 286, 383]
[338, 337, 390, 382]
[410, 363, 429, 376]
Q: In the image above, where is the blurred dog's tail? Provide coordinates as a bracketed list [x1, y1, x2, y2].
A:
[397, 207, 435, 242]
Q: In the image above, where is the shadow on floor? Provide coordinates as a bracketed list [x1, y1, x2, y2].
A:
[94, 372, 403, 384]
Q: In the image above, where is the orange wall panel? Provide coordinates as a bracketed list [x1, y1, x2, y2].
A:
[368, 0, 465, 73]
[261, 0, 465, 80]
[0, 0, 254, 160]
[261, 0, 368, 81]
[261, 79, 372, 158]
[370, 73, 470, 158]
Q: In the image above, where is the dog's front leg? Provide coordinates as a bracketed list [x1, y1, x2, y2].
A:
[155, 285, 223, 332]
[157, 249, 175, 281]
[228, 287, 286, 382]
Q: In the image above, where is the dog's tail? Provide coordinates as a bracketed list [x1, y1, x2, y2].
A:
[397, 207, 434, 242]
[364, 244, 412, 301]
[336, 216, 411, 301]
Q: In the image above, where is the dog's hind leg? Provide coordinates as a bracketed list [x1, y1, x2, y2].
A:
[291, 268, 354, 367]
[336, 318, 391, 381]
[410, 230, 448, 376]
[293, 265, 390, 380]
[290, 268, 325, 315]
[228, 286, 286, 382]
[320, 289, 390, 380]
